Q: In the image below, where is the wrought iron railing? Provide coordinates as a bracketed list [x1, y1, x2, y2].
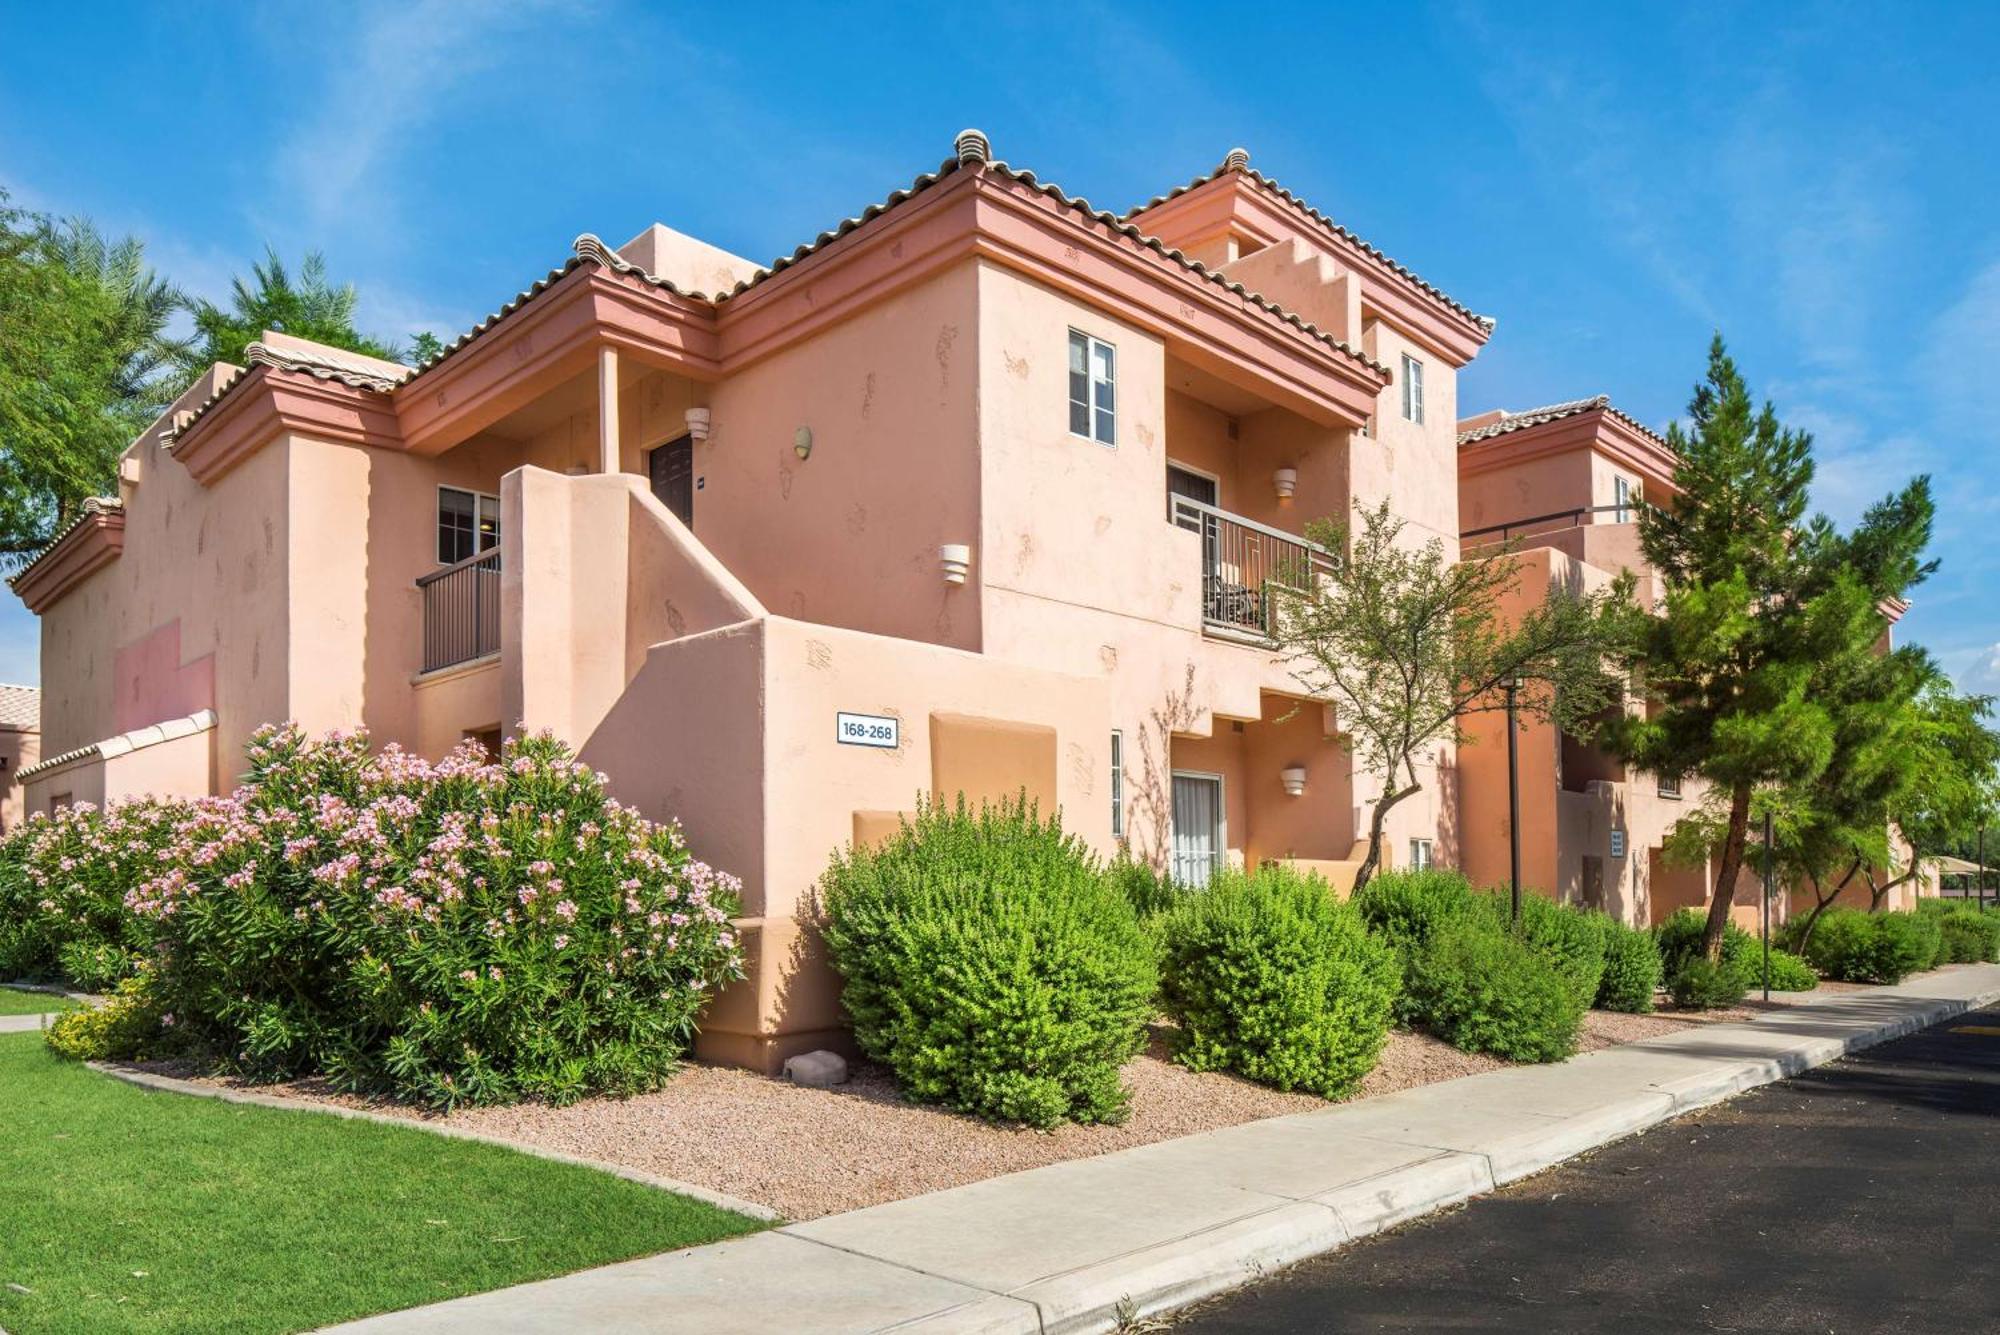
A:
[1169, 496, 1337, 638]
[417, 549, 501, 673]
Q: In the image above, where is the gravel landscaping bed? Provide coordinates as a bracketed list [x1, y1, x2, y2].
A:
[112, 979, 1882, 1222]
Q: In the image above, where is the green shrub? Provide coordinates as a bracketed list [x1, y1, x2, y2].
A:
[1474, 892, 1608, 1012]
[1352, 869, 1477, 1019]
[1792, 908, 1939, 984]
[1406, 917, 1584, 1063]
[1939, 909, 2000, 964]
[1158, 866, 1399, 1098]
[1596, 919, 1663, 1012]
[1668, 956, 1748, 1009]
[1748, 947, 1819, 992]
[1655, 908, 1753, 981]
[819, 797, 1157, 1128]
[1107, 853, 1182, 921]
[44, 973, 165, 1062]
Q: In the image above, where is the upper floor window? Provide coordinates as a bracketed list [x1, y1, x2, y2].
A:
[1069, 330, 1116, 445]
[1400, 354, 1425, 424]
[438, 486, 500, 565]
[1613, 476, 1634, 523]
[1657, 774, 1683, 799]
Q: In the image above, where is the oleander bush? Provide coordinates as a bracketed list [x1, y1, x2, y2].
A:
[1475, 891, 1609, 1012]
[1937, 908, 2000, 964]
[26, 724, 744, 1110]
[1595, 918, 1664, 1013]
[1405, 916, 1585, 1063]
[0, 799, 184, 989]
[1787, 908, 1939, 985]
[1158, 865, 1399, 1098]
[819, 796, 1158, 1128]
[1667, 955, 1748, 1009]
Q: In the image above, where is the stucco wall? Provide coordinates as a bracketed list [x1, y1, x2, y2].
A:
[0, 728, 37, 834]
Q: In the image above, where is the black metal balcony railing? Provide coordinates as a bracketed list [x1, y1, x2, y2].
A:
[417, 549, 501, 673]
[1169, 495, 1338, 638]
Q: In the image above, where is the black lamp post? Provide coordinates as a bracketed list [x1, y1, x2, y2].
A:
[1761, 808, 1773, 1003]
[1506, 674, 1522, 924]
[1981, 824, 1988, 912]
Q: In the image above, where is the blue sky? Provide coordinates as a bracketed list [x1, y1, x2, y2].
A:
[3, 1, 1996, 694]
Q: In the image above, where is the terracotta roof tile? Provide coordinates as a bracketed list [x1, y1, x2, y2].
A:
[0, 683, 38, 730]
[1126, 151, 1495, 334]
[1456, 394, 1671, 449]
[5, 496, 123, 591]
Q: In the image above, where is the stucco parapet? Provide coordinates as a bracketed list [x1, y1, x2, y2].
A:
[1125, 149, 1495, 339]
[1457, 396, 1679, 497]
[7, 498, 125, 613]
[15, 707, 215, 783]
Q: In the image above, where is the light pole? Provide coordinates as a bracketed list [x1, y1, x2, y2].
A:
[1506, 674, 1522, 924]
[1761, 808, 1773, 1003]
[1981, 824, 1988, 912]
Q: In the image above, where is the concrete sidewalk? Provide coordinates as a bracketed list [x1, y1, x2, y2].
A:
[326, 965, 2000, 1335]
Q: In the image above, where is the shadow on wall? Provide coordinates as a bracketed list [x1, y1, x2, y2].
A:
[1127, 662, 1201, 871]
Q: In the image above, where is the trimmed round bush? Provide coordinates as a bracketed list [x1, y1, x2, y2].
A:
[1351, 869, 1477, 1019]
[1406, 917, 1584, 1063]
[1668, 955, 1748, 1009]
[819, 797, 1157, 1128]
[44, 972, 165, 1062]
[1107, 853, 1182, 922]
[1794, 909, 1939, 984]
[1750, 947, 1819, 992]
[1475, 892, 1608, 1012]
[1938, 909, 2000, 964]
[1596, 919, 1664, 1013]
[1655, 908, 1753, 982]
[1158, 866, 1399, 1098]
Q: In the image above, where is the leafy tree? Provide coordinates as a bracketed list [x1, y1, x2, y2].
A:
[1274, 499, 1634, 890]
[171, 247, 400, 387]
[0, 193, 184, 565]
[1865, 678, 2000, 910]
[409, 331, 446, 365]
[1604, 338, 1937, 960]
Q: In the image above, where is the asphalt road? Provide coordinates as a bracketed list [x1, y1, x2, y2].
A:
[1175, 1006, 2000, 1334]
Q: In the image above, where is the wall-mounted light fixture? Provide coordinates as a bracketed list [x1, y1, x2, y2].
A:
[1273, 467, 1298, 502]
[1281, 764, 1308, 797]
[793, 426, 813, 461]
[939, 543, 971, 585]
[685, 407, 712, 443]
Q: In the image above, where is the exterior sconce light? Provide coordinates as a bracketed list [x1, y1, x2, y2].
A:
[1281, 765, 1308, 797]
[685, 407, 712, 443]
[793, 426, 813, 461]
[939, 543, 972, 585]
[1273, 467, 1298, 501]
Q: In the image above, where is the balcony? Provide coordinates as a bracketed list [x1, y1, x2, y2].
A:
[1170, 496, 1336, 640]
[417, 550, 501, 673]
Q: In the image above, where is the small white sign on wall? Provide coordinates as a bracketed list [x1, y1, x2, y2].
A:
[837, 711, 900, 749]
[1610, 829, 1627, 859]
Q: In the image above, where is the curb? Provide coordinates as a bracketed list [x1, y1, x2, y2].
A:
[86, 1064, 783, 1223]
[1020, 981, 2000, 1333]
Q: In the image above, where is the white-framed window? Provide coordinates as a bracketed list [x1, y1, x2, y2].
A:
[1613, 475, 1634, 523]
[1400, 353, 1425, 424]
[1170, 770, 1226, 887]
[1109, 731, 1124, 838]
[1657, 774, 1683, 799]
[1068, 330, 1116, 446]
[438, 486, 501, 565]
[1409, 837, 1435, 871]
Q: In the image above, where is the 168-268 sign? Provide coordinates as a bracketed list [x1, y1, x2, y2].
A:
[836, 711, 900, 749]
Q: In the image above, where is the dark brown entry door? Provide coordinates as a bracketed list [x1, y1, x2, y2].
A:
[648, 434, 694, 527]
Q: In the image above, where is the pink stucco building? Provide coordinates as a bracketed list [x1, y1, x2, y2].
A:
[6, 133, 1906, 1067]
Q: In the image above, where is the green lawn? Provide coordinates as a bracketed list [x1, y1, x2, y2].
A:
[0, 986, 75, 1015]
[0, 1033, 767, 1334]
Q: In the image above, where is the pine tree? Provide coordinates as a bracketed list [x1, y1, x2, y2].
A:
[1606, 337, 1938, 960]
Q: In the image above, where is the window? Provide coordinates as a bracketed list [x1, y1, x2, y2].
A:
[1109, 731, 1124, 838]
[1657, 774, 1683, 799]
[1614, 476, 1634, 524]
[1068, 330, 1116, 445]
[1400, 354, 1425, 424]
[438, 486, 501, 565]
[1409, 837, 1434, 871]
